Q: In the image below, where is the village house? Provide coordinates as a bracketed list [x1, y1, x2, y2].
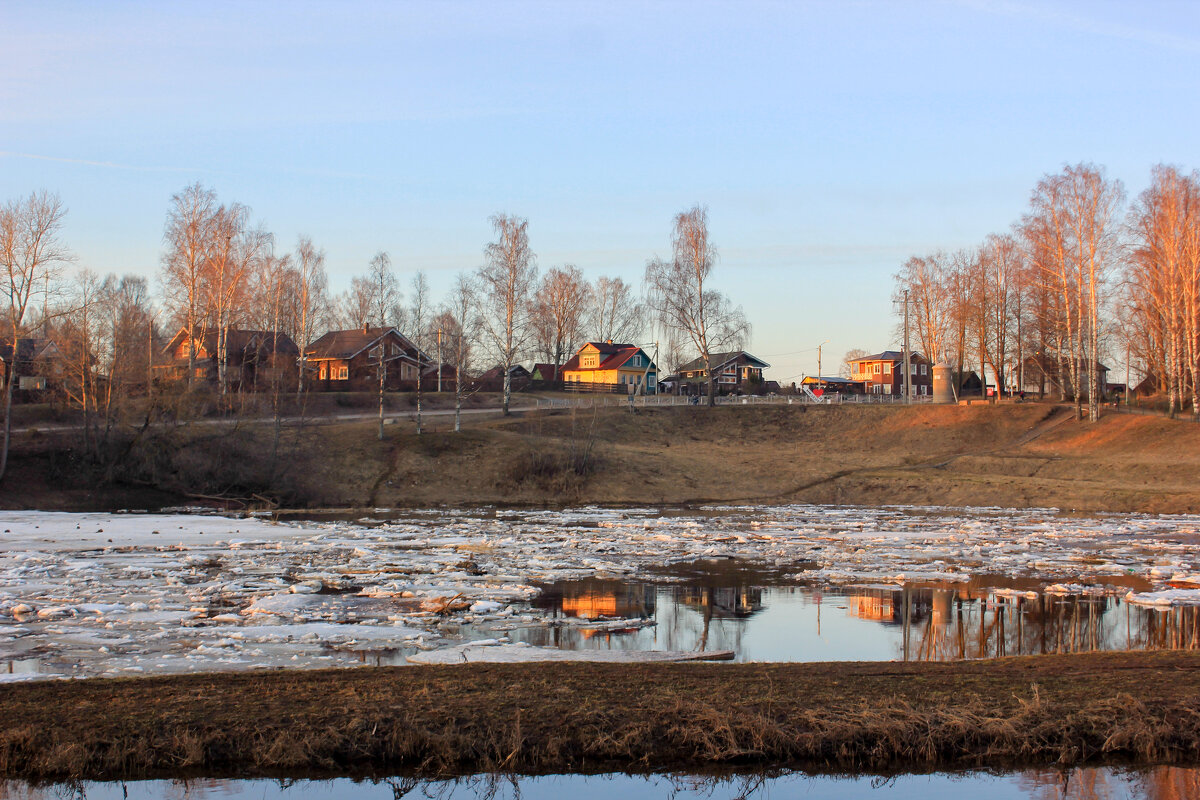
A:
[799, 375, 861, 395]
[560, 341, 659, 394]
[157, 327, 299, 390]
[0, 337, 60, 394]
[848, 350, 933, 396]
[472, 364, 531, 392]
[304, 326, 428, 391]
[673, 351, 769, 395]
[1020, 355, 1110, 400]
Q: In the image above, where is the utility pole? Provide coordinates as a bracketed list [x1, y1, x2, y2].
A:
[817, 338, 830, 394]
[903, 288, 911, 404]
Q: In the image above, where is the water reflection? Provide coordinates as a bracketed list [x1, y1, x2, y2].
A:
[523, 571, 1200, 663]
[4, 767, 1199, 799]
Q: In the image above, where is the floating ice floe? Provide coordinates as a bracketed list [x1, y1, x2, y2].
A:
[1124, 589, 1200, 606]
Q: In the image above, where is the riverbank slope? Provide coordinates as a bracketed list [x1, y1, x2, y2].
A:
[5, 401, 1200, 513]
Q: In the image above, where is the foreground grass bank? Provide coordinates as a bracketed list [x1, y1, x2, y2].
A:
[2, 651, 1199, 781]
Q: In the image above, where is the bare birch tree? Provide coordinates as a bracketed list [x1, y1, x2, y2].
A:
[0, 191, 71, 482]
[440, 273, 478, 432]
[895, 253, 952, 366]
[409, 271, 430, 434]
[590, 275, 644, 345]
[1128, 165, 1200, 417]
[645, 205, 748, 406]
[478, 214, 537, 414]
[532, 265, 591, 379]
[294, 236, 328, 394]
[161, 183, 215, 389]
[365, 251, 400, 440]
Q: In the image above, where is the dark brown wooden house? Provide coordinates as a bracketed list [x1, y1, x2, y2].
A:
[0, 337, 60, 396]
[675, 351, 770, 395]
[156, 327, 299, 391]
[304, 327, 430, 391]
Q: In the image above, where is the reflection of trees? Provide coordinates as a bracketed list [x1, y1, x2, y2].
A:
[886, 585, 1200, 663]
[1018, 766, 1200, 800]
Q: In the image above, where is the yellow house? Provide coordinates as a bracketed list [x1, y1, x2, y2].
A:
[561, 341, 658, 394]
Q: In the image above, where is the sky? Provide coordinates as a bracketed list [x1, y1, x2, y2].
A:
[4, 0, 1200, 382]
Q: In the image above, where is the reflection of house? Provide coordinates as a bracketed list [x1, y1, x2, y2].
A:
[560, 341, 658, 394]
[0, 337, 60, 393]
[677, 586, 763, 618]
[848, 351, 932, 396]
[848, 591, 900, 622]
[675, 351, 769, 395]
[157, 328, 299, 389]
[534, 580, 656, 620]
[305, 327, 428, 391]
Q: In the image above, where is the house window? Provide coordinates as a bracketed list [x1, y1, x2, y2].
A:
[337, 366, 348, 380]
[873, 364, 881, 375]
[319, 363, 327, 380]
[883, 363, 891, 374]
[919, 364, 927, 376]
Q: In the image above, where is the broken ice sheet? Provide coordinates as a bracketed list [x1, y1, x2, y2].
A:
[1, 505, 1199, 679]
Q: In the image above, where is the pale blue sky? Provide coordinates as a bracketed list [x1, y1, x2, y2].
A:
[4, 1, 1199, 381]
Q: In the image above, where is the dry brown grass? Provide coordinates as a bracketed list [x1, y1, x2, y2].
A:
[2, 652, 1200, 781]
[7, 401, 1200, 513]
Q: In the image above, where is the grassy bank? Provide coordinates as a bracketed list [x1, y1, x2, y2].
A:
[6, 400, 1200, 513]
[1, 652, 1198, 781]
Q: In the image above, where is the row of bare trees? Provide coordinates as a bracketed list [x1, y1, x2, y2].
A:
[2, 185, 753, 467]
[895, 162, 1199, 421]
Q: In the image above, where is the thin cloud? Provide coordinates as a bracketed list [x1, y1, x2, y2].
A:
[956, 0, 1200, 54]
[0, 151, 200, 173]
[0, 151, 380, 182]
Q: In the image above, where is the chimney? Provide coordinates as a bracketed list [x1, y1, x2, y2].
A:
[362, 323, 369, 334]
[606, 339, 613, 345]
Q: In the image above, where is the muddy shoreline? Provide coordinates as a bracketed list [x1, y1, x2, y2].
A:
[2, 652, 1199, 781]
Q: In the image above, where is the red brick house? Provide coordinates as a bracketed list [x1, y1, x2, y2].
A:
[304, 327, 430, 391]
[157, 327, 298, 390]
[848, 350, 933, 397]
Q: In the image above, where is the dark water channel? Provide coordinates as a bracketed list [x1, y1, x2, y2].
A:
[505, 560, 1193, 663]
[8, 766, 1200, 798]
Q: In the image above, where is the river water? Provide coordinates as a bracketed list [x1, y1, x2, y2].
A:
[2, 505, 1200, 676]
[5, 766, 1199, 799]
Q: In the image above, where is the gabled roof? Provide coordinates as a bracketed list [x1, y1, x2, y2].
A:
[476, 364, 531, 381]
[530, 363, 559, 380]
[305, 327, 425, 362]
[164, 327, 299, 358]
[561, 342, 654, 373]
[0, 337, 58, 363]
[676, 351, 770, 373]
[851, 351, 927, 364]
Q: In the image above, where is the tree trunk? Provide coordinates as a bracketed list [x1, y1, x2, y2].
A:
[502, 368, 511, 415]
[0, 360, 17, 482]
[378, 352, 386, 441]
